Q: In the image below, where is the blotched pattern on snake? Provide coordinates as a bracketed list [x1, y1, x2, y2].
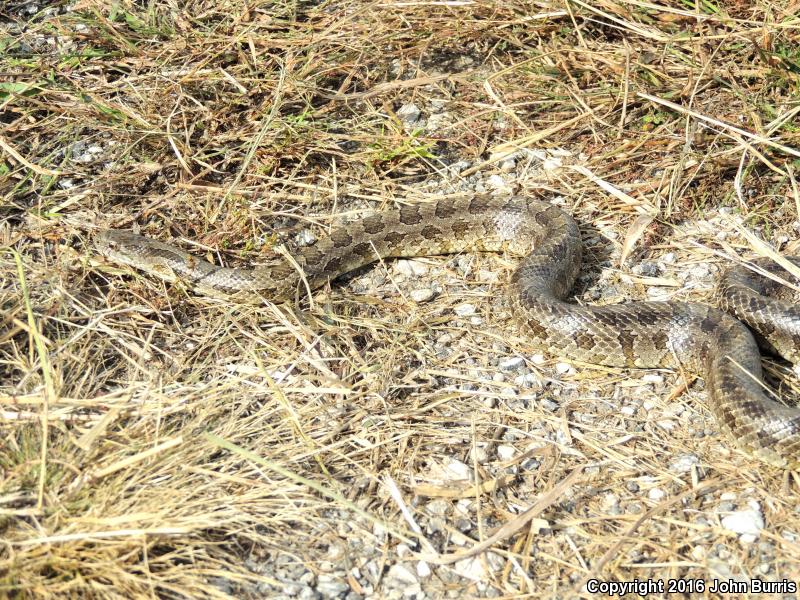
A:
[95, 195, 800, 468]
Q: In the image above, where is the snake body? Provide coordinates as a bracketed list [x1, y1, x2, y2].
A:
[95, 195, 800, 468]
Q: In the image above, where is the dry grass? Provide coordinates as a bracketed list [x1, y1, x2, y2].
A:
[3, 0, 800, 598]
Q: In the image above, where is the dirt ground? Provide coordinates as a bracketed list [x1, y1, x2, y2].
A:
[2, 1, 800, 598]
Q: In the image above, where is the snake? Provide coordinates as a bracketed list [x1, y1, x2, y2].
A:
[94, 194, 800, 469]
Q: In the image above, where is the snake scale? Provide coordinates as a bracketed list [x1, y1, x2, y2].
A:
[95, 195, 800, 469]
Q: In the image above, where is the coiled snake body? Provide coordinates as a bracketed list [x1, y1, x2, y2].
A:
[95, 195, 800, 469]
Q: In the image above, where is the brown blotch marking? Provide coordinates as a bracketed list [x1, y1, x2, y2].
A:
[651, 330, 669, 350]
[383, 231, 406, 250]
[467, 197, 487, 215]
[450, 219, 471, 238]
[399, 205, 423, 225]
[617, 329, 637, 367]
[753, 416, 780, 447]
[575, 332, 596, 351]
[351, 242, 373, 258]
[421, 225, 442, 240]
[747, 296, 768, 314]
[525, 318, 549, 341]
[362, 215, 386, 235]
[330, 229, 353, 248]
[535, 210, 554, 226]
[719, 403, 740, 434]
[434, 201, 457, 219]
[700, 313, 719, 335]
[323, 256, 343, 274]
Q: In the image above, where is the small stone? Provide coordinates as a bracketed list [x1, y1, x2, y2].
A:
[454, 556, 487, 581]
[656, 419, 675, 431]
[410, 288, 436, 303]
[298, 586, 321, 600]
[386, 564, 420, 596]
[486, 174, 510, 191]
[416, 561, 431, 578]
[602, 493, 620, 510]
[470, 444, 490, 464]
[540, 398, 559, 411]
[397, 103, 421, 125]
[454, 303, 476, 317]
[443, 458, 470, 480]
[632, 261, 661, 277]
[395, 259, 428, 276]
[497, 444, 515, 460]
[514, 373, 540, 388]
[531, 353, 547, 365]
[316, 576, 349, 597]
[555, 362, 575, 375]
[721, 509, 764, 537]
[648, 488, 666, 501]
[621, 406, 636, 416]
[641, 373, 664, 384]
[499, 356, 525, 371]
[670, 454, 699, 473]
[498, 158, 516, 172]
[477, 269, 499, 283]
[426, 499, 449, 516]
[296, 230, 317, 245]
[542, 156, 562, 171]
[717, 501, 736, 513]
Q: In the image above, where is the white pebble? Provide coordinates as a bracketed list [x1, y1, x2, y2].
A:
[454, 556, 488, 581]
[648, 488, 666, 501]
[396, 259, 428, 276]
[416, 561, 431, 578]
[555, 362, 575, 375]
[410, 288, 436, 303]
[670, 454, 699, 473]
[499, 356, 525, 371]
[397, 103, 421, 124]
[296, 229, 316, 245]
[443, 458, 470, 480]
[542, 156, 562, 171]
[486, 174, 510, 191]
[387, 563, 419, 586]
[531, 353, 547, 365]
[477, 269, 499, 283]
[454, 303, 476, 316]
[498, 158, 516, 172]
[721, 509, 764, 536]
[602, 493, 619, 509]
[514, 373, 541, 388]
[497, 445, 516, 460]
